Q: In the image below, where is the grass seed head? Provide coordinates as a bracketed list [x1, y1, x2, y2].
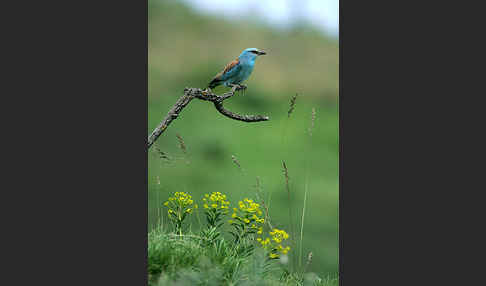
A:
[307, 251, 313, 266]
[154, 145, 171, 161]
[231, 155, 241, 169]
[287, 93, 298, 118]
[308, 108, 316, 137]
[175, 133, 187, 154]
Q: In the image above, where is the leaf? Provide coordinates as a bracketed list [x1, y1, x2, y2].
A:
[229, 232, 238, 240]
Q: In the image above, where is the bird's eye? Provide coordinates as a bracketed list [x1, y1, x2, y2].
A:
[251, 50, 258, 54]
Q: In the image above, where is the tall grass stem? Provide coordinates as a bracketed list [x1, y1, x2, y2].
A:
[282, 161, 296, 270]
[299, 171, 309, 269]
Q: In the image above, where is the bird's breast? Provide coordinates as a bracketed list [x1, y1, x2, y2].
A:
[237, 65, 253, 81]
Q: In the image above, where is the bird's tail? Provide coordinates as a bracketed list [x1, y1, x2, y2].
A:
[208, 78, 222, 89]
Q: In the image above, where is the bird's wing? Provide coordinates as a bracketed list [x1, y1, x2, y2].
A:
[214, 58, 240, 80]
[208, 58, 241, 88]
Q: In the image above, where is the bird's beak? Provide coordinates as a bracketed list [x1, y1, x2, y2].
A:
[257, 50, 267, 55]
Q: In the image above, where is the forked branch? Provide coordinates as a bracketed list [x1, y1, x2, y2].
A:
[147, 86, 269, 149]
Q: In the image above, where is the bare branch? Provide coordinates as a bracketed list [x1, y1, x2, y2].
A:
[147, 94, 194, 149]
[148, 86, 269, 149]
[213, 101, 269, 122]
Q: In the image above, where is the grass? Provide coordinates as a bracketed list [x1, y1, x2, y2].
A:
[148, 227, 339, 286]
[148, 0, 338, 278]
[148, 190, 338, 286]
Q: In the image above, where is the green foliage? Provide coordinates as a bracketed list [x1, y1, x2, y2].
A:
[149, 190, 337, 285]
[148, 225, 338, 286]
[148, 228, 201, 282]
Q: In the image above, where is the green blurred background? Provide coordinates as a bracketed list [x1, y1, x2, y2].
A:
[148, 0, 338, 276]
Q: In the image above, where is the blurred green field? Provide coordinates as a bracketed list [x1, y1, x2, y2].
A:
[148, 0, 339, 276]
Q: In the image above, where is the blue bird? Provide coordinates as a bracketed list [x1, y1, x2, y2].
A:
[208, 48, 266, 90]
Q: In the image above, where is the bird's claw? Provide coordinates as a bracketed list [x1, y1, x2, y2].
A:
[229, 84, 247, 96]
[238, 84, 247, 96]
[229, 84, 246, 90]
[237, 84, 247, 91]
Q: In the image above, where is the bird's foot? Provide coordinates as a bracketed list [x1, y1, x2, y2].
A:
[229, 84, 247, 96]
[229, 84, 247, 91]
[237, 84, 247, 91]
[238, 84, 247, 96]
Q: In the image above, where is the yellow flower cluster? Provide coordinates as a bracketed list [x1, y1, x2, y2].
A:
[270, 229, 289, 243]
[238, 198, 262, 215]
[163, 191, 198, 235]
[202, 192, 230, 230]
[202, 192, 230, 212]
[228, 198, 264, 232]
[164, 191, 197, 214]
[257, 228, 291, 259]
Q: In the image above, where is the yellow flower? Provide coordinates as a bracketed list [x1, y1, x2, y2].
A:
[263, 238, 270, 246]
[238, 198, 261, 214]
[203, 192, 230, 210]
[258, 228, 291, 258]
[282, 246, 290, 254]
[165, 192, 195, 219]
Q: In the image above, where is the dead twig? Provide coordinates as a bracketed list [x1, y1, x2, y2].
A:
[148, 86, 269, 149]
